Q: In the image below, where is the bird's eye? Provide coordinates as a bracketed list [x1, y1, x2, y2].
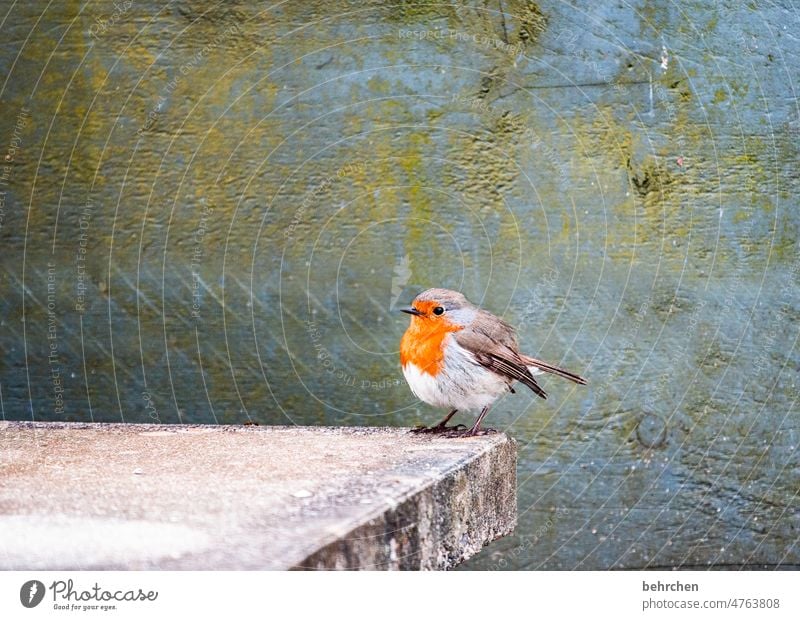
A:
[433, 306, 445, 315]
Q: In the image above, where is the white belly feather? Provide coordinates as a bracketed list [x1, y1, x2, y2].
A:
[402, 333, 510, 411]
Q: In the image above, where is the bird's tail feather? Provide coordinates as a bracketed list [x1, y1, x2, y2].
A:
[521, 355, 587, 385]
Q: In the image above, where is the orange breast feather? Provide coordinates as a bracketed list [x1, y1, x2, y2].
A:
[400, 317, 462, 376]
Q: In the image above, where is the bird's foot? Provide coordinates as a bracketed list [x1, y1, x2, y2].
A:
[410, 423, 467, 434]
[446, 426, 498, 438]
[471, 426, 498, 436]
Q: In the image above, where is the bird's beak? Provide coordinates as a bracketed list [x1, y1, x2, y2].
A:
[400, 306, 423, 316]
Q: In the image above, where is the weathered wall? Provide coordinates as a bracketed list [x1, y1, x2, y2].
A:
[0, 1, 798, 569]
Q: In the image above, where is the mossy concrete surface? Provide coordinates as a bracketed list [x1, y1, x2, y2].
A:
[0, 422, 516, 570]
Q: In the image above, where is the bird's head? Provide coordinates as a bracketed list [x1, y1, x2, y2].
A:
[400, 288, 477, 329]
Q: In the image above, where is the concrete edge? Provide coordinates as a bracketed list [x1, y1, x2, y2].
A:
[295, 434, 518, 570]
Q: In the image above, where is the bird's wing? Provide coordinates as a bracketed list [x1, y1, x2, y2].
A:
[519, 354, 587, 385]
[454, 312, 547, 399]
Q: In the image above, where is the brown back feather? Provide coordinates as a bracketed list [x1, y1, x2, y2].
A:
[454, 311, 548, 399]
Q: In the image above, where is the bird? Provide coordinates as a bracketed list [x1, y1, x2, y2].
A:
[399, 288, 586, 436]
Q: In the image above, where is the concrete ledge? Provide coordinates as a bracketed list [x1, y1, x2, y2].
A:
[0, 422, 516, 570]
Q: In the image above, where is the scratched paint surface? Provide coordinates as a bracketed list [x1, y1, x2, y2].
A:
[0, 2, 798, 569]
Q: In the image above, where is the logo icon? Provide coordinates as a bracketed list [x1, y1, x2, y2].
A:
[20, 580, 45, 608]
[389, 254, 413, 310]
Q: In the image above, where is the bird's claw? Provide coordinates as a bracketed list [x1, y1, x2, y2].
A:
[444, 426, 498, 438]
[410, 423, 467, 434]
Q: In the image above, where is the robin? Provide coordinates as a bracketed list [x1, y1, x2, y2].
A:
[400, 288, 586, 436]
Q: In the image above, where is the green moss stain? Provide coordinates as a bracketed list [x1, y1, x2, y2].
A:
[626, 156, 674, 201]
[566, 101, 783, 269]
[367, 75, 392, 95]
[515, 1, 548, 43]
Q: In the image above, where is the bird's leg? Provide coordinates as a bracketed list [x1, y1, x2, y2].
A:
[464, 405, 497, 436]
[432, 408, 459, 429]
[410, 409, 463, 433]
